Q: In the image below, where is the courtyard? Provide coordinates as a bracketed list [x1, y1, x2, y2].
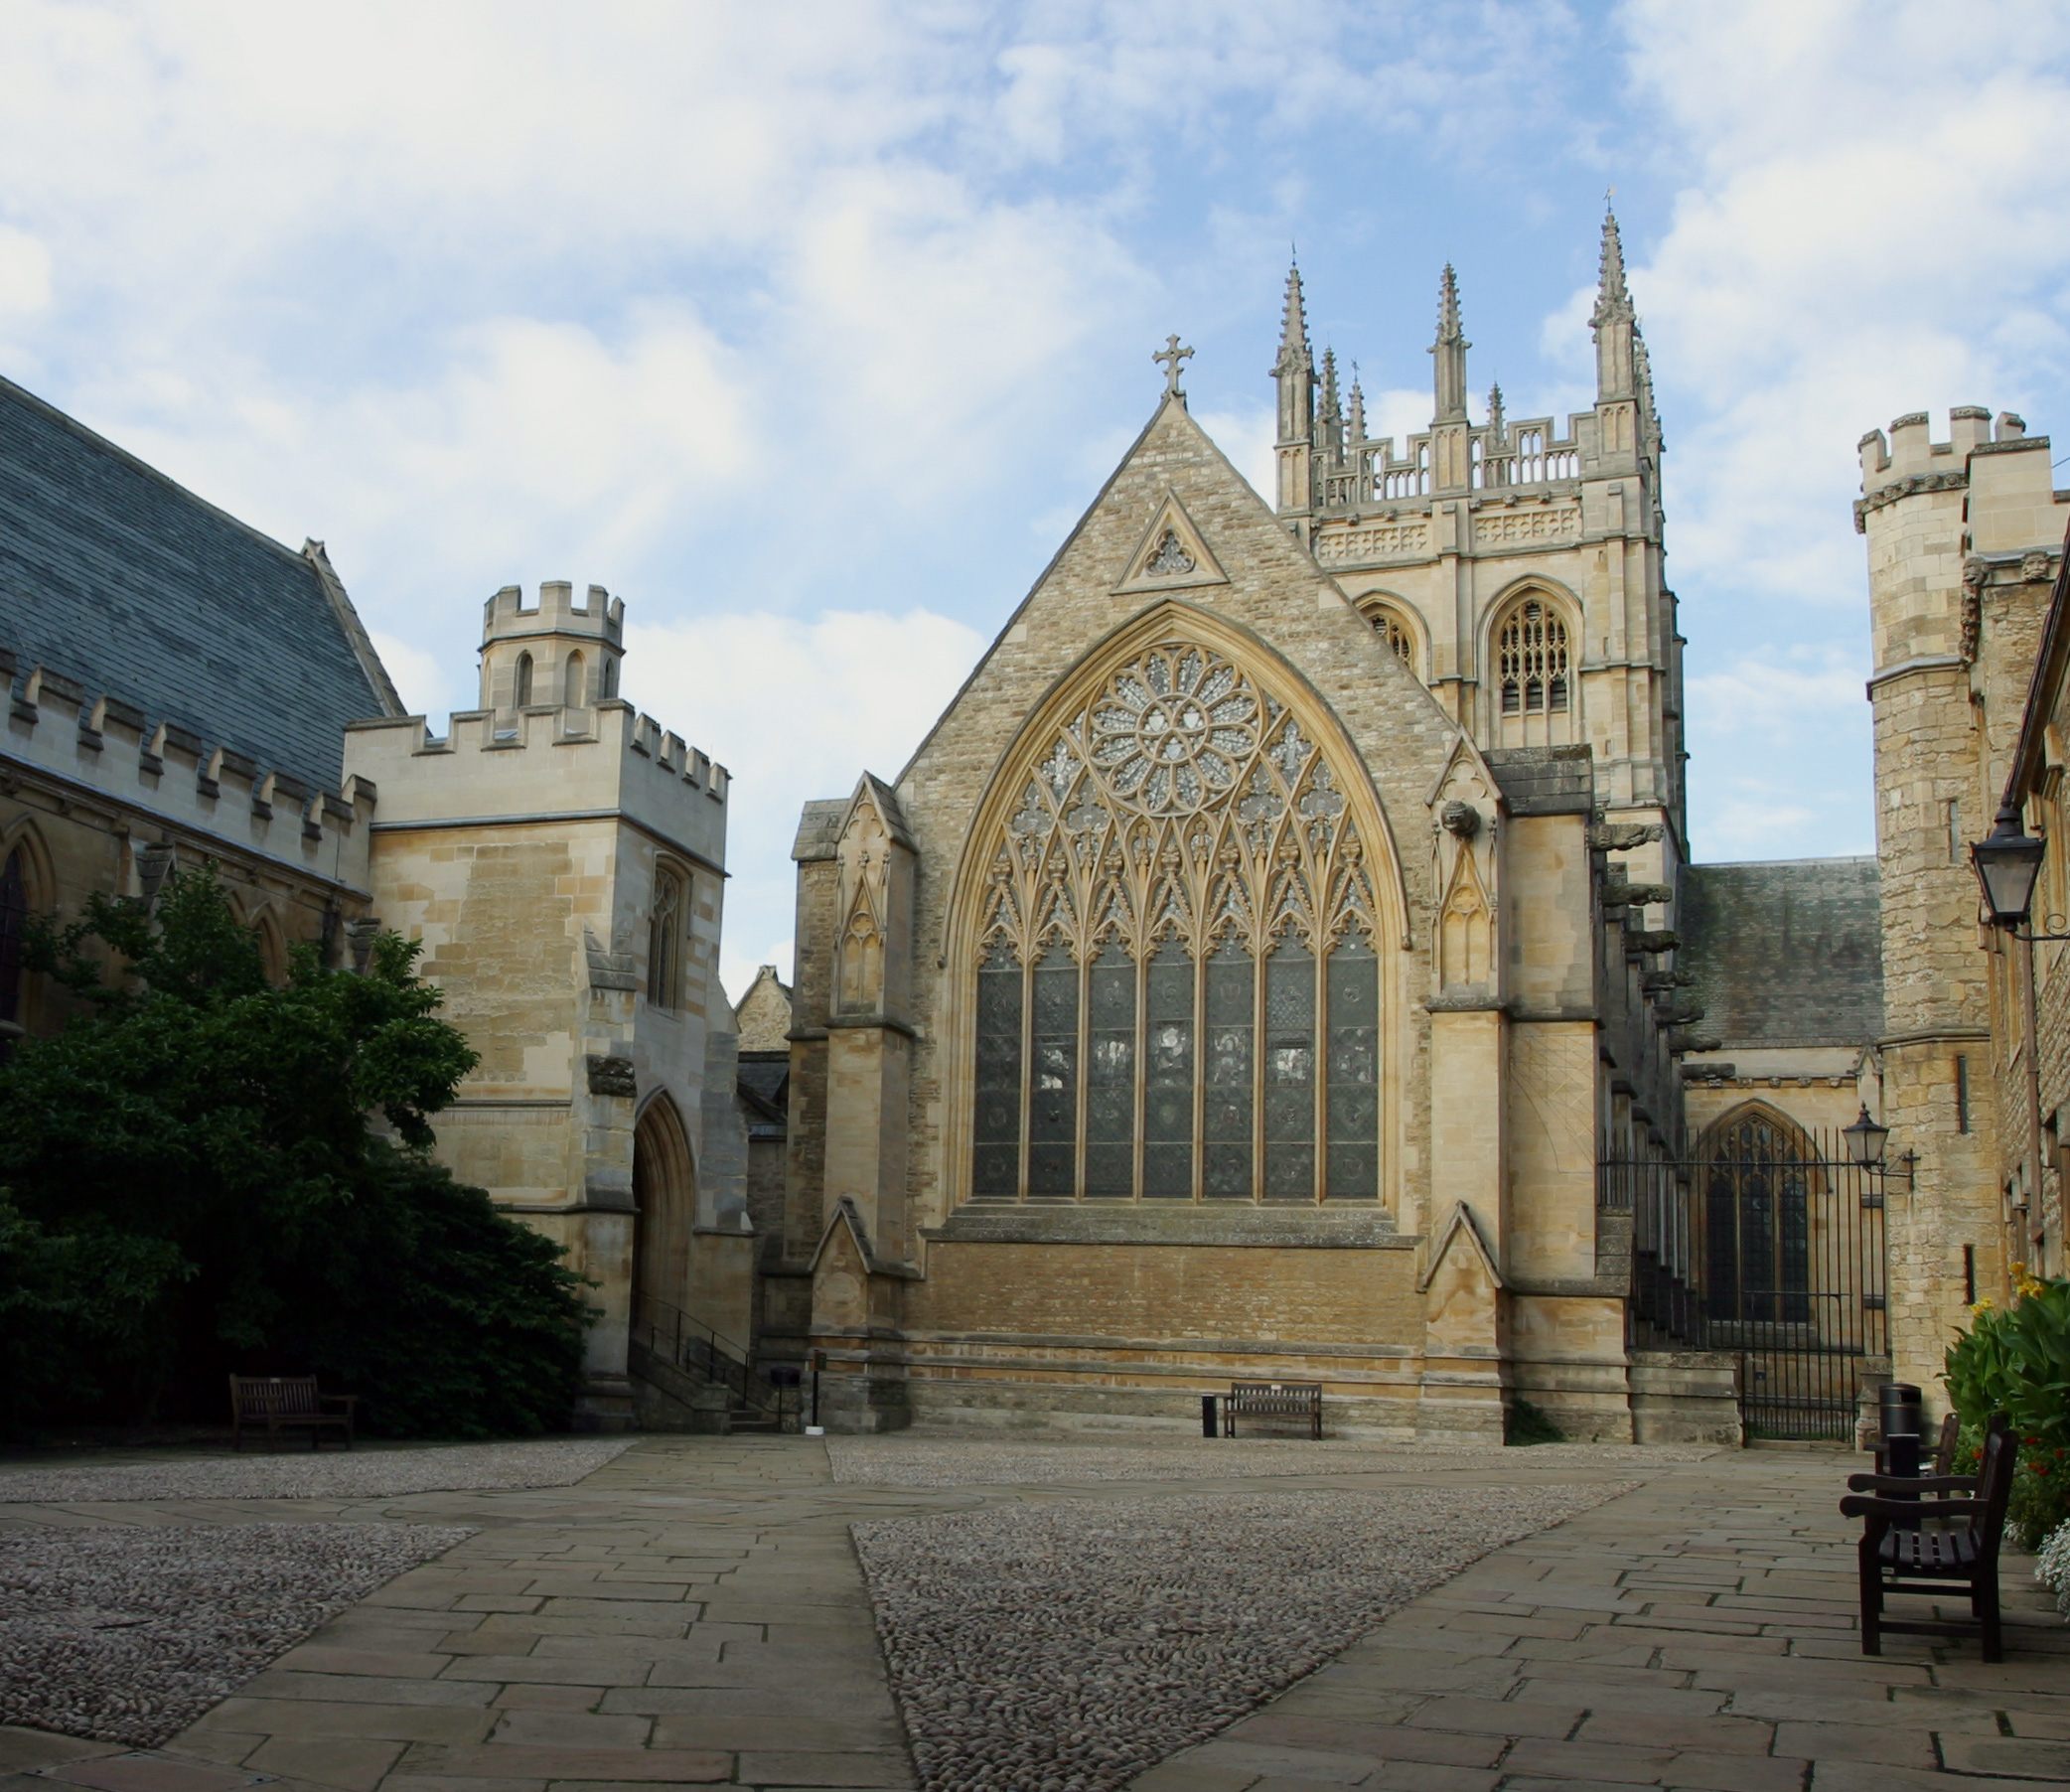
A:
[0, 1434, 2065, 1792]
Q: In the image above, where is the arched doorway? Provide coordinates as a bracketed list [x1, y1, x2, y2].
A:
[631, 1093, 697, 1354]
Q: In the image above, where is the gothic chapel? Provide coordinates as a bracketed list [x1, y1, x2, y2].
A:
[773, 214, 1719, 1440]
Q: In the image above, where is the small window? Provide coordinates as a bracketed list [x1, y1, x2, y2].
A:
[566, 651, 586, 708]
[515, 652, 534, 708]
[648, 870, 685, 1008]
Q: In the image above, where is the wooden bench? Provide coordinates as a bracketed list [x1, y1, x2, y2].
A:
[1841, 1413, 2016, 1662]
[1223, 1381, 1322, 1440]
[229, 1376, 359, 1452]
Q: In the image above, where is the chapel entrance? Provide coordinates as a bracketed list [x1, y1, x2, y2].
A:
[630, 1094, 697, 1359]
[1606, 1113, 1889, 1441]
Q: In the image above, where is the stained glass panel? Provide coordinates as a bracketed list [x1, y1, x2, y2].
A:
[1143, 942, 1194, 1199]
[1263, 937, 1315, 1201]
[1028, 943, 1078, 1197]
[1085, 943, 1135, 1199]
[972, 942, 1022, 1198]
[1204, 939, 1254, 1200]
[1326, 931, 1380, 1199]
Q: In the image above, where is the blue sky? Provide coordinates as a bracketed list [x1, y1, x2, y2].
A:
[5, 1, 2070, 995]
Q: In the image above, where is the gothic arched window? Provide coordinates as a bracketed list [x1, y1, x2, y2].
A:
[565, 651, 586, 708]
[515, 652, 534, 708]
[966, 639, 1385, 1205]
[648, 867, 685, 1009]
[1700, 1109, 1814, 1328]
[1362, 604, 1419, 675]
[1496, 598, 1569, 720]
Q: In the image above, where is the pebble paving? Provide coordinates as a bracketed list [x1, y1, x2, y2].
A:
[0, 1431, 2061, 1792]
[853, 1482, 1629, 1792]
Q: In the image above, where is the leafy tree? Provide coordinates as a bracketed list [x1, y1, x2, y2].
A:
[0, 865, 591, 1436]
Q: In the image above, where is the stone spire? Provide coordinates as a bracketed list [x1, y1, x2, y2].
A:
[1591, 205, 1636, 402]
[1430, 263, 1470, 423]
[1272, 258, 1318, 489]
[1273, 259, 1313, 380]
[1318, 347, 1343, 466]
[1347, 363, 1366, 447]
[1486, 381, 1507, 447]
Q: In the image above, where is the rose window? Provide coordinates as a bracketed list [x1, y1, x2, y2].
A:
[1088, 648, 1257, 815]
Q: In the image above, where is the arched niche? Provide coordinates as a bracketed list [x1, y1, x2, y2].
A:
[0, 819, 53, 1040]
[941, 601, 1408, 1213]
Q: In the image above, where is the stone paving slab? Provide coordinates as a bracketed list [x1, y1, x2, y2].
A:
[3, 1435, 2067, 1790]
[1127, 1452, 2070, 1791]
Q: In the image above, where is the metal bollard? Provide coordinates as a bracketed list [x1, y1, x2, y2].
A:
[1886, 1430, 1923, 1531]
[1201, 1394, 1220, 1438]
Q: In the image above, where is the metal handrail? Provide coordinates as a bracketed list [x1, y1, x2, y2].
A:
[633, 1293, 796, 1421]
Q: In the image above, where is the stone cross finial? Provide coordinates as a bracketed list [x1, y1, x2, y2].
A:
[1154, 335, 1193, 395]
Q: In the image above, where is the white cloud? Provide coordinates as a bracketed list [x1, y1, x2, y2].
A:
[621, 606, 985, 998]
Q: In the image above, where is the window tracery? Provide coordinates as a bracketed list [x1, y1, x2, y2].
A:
[648, 867, 685, 1008]
[969, 641, 1382, 1205]
[1363, 605, 1418, 674]
[1497, 599, 1568, 717]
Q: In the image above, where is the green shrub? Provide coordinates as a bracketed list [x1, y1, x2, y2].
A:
[1944, 1270, 2070, 1550]
[0, 864, 592, 1438]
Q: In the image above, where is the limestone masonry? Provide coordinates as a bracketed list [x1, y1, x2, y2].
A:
[6, 208, 2063, 1440]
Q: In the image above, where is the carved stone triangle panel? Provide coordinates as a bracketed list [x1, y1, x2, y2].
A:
[1111, 492, 1231, 596]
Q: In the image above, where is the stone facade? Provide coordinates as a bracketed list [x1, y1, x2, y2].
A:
[770, 216, 1730, 1443]
[0, 378, 741, 1431]
[1854, 407, 2069, 1403]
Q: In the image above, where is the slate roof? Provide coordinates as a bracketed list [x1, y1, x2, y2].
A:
[1681, 857, 1884, 1049]
[0, 373, 395, 795]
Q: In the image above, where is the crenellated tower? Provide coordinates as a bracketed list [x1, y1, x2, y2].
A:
[480, 579, 625, 715]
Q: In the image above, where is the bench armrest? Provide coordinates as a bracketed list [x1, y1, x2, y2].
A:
[1845, 1473, 1980, 1495]
[1841, 1493, 1986, 1522]
[319, 1395, 360, 1413]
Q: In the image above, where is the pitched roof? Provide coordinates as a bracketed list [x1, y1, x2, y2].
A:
[1681, 857, 1884, 1049]
[0, 373, 397, 795]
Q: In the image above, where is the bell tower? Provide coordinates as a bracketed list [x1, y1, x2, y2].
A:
[480, 580, 625, 716]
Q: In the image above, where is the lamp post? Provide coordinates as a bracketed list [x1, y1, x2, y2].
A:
[1970, 802, 2066, 1266]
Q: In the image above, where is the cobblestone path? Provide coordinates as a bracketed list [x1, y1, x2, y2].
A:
[0, 1436, 2061, 1792]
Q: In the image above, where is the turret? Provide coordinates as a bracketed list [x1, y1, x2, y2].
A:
[1272, 260, 1317, 521]
[1591, 207, 1635, 404]
[1431, 264, 1469, 423]
[1318, 348, 1344, 470]
[480, 580, 626, 716]
[1429, 266, 1472, 489]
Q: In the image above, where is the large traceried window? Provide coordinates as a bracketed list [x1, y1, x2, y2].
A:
[1497, 599, 1568, 716]
[968, 640, 1384, 1205]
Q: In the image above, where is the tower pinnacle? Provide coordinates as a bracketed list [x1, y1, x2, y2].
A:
[1273, 260, 1312, 378]
[1430, 264, 1470, 424]
[1591, 206, 1637, 403]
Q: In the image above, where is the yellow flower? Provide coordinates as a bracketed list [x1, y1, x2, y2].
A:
[1972, 1297, 1996, 1313]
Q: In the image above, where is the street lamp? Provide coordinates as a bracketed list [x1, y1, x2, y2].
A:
[1844, 1105, 1891, 1169]
[1972, 803, 2048, 932]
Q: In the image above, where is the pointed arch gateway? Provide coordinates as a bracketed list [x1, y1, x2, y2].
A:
[946, 602, 1408, 1209]
[632, 1092, 698, 1336]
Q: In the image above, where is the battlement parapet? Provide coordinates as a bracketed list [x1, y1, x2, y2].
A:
[344, 693, 729, 866]
[1854, 404, 2064, 543]
[1, 640, 376, 883]
[483, 578, 625, 646]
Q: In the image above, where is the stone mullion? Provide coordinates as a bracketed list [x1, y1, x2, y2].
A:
[1015, 946, 1033, 1205]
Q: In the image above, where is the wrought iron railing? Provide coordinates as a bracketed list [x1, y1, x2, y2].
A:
[1602, 1125, 1891, 1440]
[632, 1295, 798, 1426]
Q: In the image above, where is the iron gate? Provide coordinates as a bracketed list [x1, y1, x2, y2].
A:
[1601, 1115, 1888, 1440]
